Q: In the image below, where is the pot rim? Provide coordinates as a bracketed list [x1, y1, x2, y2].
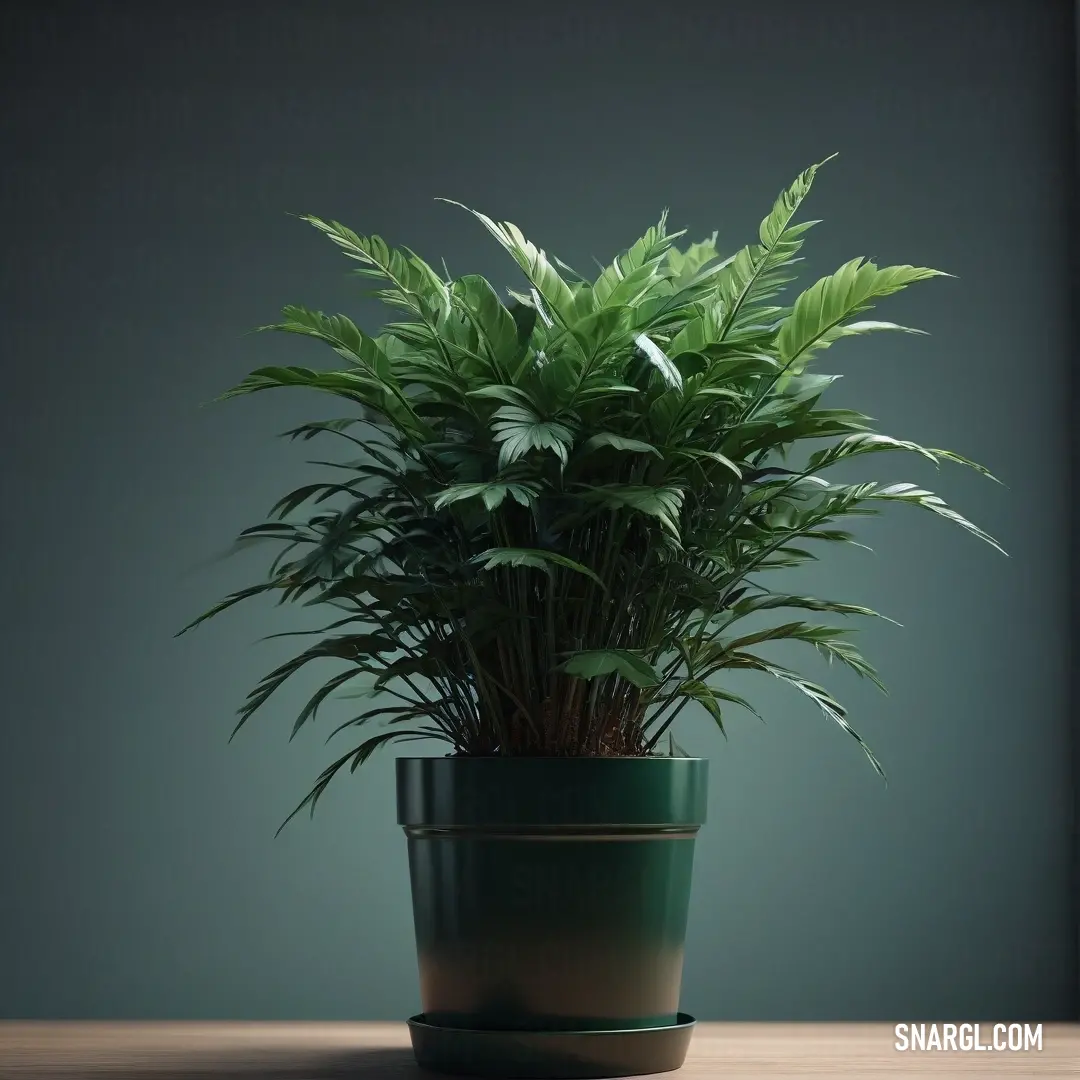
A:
[395, 754, 709, 829]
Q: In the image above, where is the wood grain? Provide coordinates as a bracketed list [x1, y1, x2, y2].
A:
[0, 1022, 1076, 1079]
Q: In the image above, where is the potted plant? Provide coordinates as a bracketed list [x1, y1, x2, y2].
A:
[181, 156, 1003, 1078]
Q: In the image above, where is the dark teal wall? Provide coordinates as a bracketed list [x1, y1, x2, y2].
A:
[1, 0, 1075, 1020]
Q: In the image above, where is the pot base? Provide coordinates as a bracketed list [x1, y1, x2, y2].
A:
[406, 1012, 696, 1079]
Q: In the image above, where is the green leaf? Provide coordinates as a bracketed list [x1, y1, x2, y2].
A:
[676, 679, 727, 734]
[580, 484, 685, 539]
[722, 623, 886, 693]
[433, 481, 541, 512]
[777, 259, 949, 373]
[176, 581, 281, 636]
[634, 333, 683, 389]
[280, 417, 379, 451]
[437, 200, 580, 326]
[274, 729, 432, 836]
[255, 305, 393, 378]
[666, 732, 690, 757]
[724, 652, 885, 780]
[593, 210, 683, 306]
[568, 306, 633, 362]
[724, 591, 899, 627]
[866, 482, 1007, 554]
[287, 669, 359, 740]
[231, 633, 401, 738]
[667, 232, 720, 286]
[672, 447, 742, 479]
[491, 404, 575, 468]
[807, 433, 999, 481]
[581, 433, 661, 456]
[671, 679, 765, 734]
[466, 385, 538, 408]
[473, 548, 606, 588]
[322, 702, 439, 744]
[451, 275, 521, 366]
[299, 216, 449, 317]
[218, 364, 428, 440]
[558, 649, 662, 688]
[711, 155, 834, 341]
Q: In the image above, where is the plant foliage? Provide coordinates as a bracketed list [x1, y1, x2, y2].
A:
[181, 156, 1004, 830]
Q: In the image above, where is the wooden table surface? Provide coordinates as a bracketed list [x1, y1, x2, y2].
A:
[0, 1022, 1076, 1079]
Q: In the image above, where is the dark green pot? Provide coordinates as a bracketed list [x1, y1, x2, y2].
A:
[396, 755, 708, 1078]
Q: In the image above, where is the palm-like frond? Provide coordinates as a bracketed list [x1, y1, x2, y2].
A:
[183, 156, 1004, 827]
